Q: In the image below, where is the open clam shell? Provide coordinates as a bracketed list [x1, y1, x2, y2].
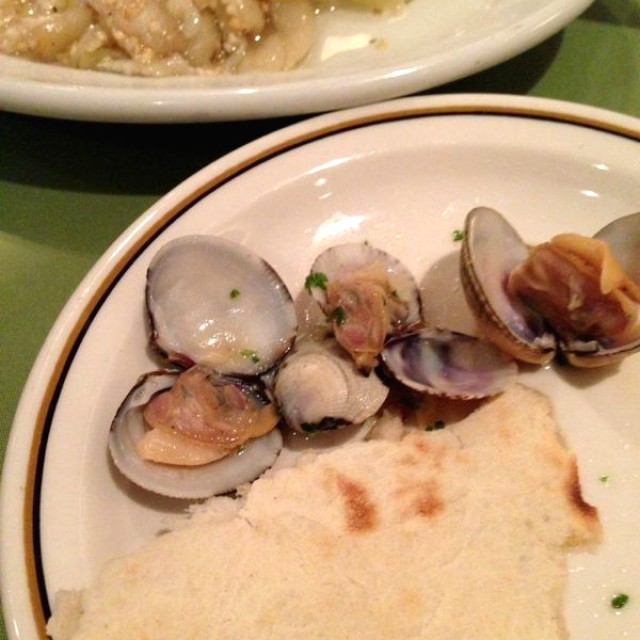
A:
[593, 211, 640, 284]
[109, 369, 283, 499]
[381, 327, 518, 399]
[460, 207, 556, 365]
[146, 235, 297, 376]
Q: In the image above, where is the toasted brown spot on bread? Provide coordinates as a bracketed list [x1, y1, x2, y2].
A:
[410, 436, 449, 471]
[399, 452, 419, 466]
[397, 586, 422, 618]
[335, 472, 378, 533]
[395, 479, 445, 519]
[412, 480, 444, 518]
[411, 437, 431, 455]
[566, 456, 599, 523]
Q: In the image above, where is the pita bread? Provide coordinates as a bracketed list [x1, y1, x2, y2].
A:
[47, 383, 601, 640]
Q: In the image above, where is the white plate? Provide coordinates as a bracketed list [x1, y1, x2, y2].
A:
[2, 94, 640, 640]
[0, 0, 593, 123]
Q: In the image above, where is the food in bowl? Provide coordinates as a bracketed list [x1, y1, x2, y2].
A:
[0, 0, 402, 76]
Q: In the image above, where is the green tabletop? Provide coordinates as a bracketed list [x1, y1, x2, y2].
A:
[1, 0, 639, 638]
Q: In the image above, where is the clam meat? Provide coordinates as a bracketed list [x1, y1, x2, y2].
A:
[305, 242, 422, 372]
[109, 368, 283, 499]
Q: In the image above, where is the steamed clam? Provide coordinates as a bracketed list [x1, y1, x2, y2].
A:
[110, 235, 297, 499]
[304, 242, 422, 372]
[272, 338, 389, 434]
[460, 207, 640, 367]
[109, 368, 283, 499]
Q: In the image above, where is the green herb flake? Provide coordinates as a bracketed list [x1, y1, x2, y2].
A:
[331, 306, 347, 325]
[599, 474, 611, 484]
[611, 593, 629, 610]
[452, 229, 465, 242]
[426, 419, 446, 432]
[229, 288, 240, 299]
[305, 272, 328, 292]
[241, 349, 260, 364]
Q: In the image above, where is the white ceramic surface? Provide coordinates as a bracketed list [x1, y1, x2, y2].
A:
[2, 94, 639, 640]
[0, 0, 593, 122]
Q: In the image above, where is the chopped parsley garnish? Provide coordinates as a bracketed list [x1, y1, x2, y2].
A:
[331, 305, 347, 325]
[452, 229, 465, 242]
[599, 474, 610, 484]
[426, 420, 446, 431]
[611, 593, 629, 610]
[241, 349, 260, 363]
[229, 288, 240, 299]
[305, 271, 328, 292]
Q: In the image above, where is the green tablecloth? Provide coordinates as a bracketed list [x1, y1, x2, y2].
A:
[1, 0, 639, 637]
